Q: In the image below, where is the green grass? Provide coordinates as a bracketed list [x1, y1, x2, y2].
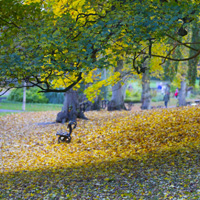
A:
[0, 101, 62, 112]
[0, 112, 16, 116]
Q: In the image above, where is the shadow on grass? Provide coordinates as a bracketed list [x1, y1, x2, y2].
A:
[1, 147, 200, 199]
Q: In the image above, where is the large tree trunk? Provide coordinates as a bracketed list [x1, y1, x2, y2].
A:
[108, 60, 126, 111]
[90, 96, 101, 110]
[102, 68, 108, 100]
[188, 21, 199, 86]
[199, 75, 200, 87]
[141, 64, 151, 110]
[178, 75, 187, 107]
[90, 68, 103, 111]
[56, 88, 87, 123]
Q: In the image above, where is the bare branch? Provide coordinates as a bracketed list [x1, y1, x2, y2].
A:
[0, 88, 12, 96]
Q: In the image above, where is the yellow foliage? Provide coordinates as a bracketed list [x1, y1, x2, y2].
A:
[51, 71, 81, 90]
[82, 68, 99, 84]
[150, 40, 170, 77]
[25, 0, 96, 24]
[84, 71, 121, 101]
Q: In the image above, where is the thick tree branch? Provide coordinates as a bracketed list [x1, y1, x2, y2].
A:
[39, 72, 83, 93]
[141, 50, 200, 64]
[166, 34, 199, 52]
[0, 72, 83, 96]
[0, 88, 12, 96]
[161, 44, 178, 65]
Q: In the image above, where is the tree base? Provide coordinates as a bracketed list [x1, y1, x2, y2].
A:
[56, 110, 88, 123]
[107, 100, 127, 111]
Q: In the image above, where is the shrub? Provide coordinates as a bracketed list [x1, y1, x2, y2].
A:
[126, 90, 141, 99]
[150, 90, 157, 98]
[7, 88, 49, 103]
[152, 94, 164, 102]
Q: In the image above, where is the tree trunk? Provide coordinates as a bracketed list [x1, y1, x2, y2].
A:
[141, 64, 151, 110]
[90, 96, 101, 110]
[56, 88, 87, 123]
[108, 60, 126, 111]
[188, 21, 199, 86]
[22, 82, 26, 111]
[122, 81, 127, 100]
[199, 75, 200, 87]
[102, 68, 108, 100]
[178, 75, 187, 107]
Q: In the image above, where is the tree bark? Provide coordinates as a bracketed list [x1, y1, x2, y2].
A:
[56, 88, 87, 123]
[108, 60, 126, 111]
[22, 81, 26, 111]
[141, 63, 151, 110]
[101, 68, 108, 100]
[199, 75, 200, 87]
[178, 75, 187, 107]
[188, 21, 199, 86]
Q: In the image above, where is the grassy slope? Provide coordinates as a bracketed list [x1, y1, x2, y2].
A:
[0, 106, 200, 199]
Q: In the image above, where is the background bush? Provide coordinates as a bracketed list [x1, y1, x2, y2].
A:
[125, 90, 141, 101]
[7, 88, 49, 103]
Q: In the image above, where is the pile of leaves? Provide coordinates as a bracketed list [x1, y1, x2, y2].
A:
[1, 106, 200, 199]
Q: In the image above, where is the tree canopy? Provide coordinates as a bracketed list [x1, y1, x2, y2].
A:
[0, 0, 199, 95]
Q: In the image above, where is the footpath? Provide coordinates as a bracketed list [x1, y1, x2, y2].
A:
[0, 109, 23, 112]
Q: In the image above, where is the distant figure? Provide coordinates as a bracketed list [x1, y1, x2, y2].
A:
[165, 84, 170, 93]
[128, 84, 133, 91]
[174, 88, 178, 98]
[157, 82, 162, 90]
[163, 92, 170, 108]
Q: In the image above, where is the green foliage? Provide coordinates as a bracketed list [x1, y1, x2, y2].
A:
[150, 90, 158, 98]
[7, 88, 49, 103]
[151, 94, 164, 102]
[170, 84, 178, 93]
[125, 90, 141, 101]
[0, 0, 200, 95]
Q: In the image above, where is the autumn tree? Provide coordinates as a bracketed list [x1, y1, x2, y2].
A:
[1, 0, 200, 117]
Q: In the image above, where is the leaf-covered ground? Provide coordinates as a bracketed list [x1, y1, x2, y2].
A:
[0, 106, 200, 199]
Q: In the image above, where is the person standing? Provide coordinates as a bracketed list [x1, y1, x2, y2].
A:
[174, 88, 178, 98]
[163, 92, 170, 108]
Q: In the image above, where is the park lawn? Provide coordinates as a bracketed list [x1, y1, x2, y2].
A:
[1, 106, 200, 199]
[0, 102, 62, 112]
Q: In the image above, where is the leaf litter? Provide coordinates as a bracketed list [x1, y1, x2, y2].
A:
[0, 106, 200, 199]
